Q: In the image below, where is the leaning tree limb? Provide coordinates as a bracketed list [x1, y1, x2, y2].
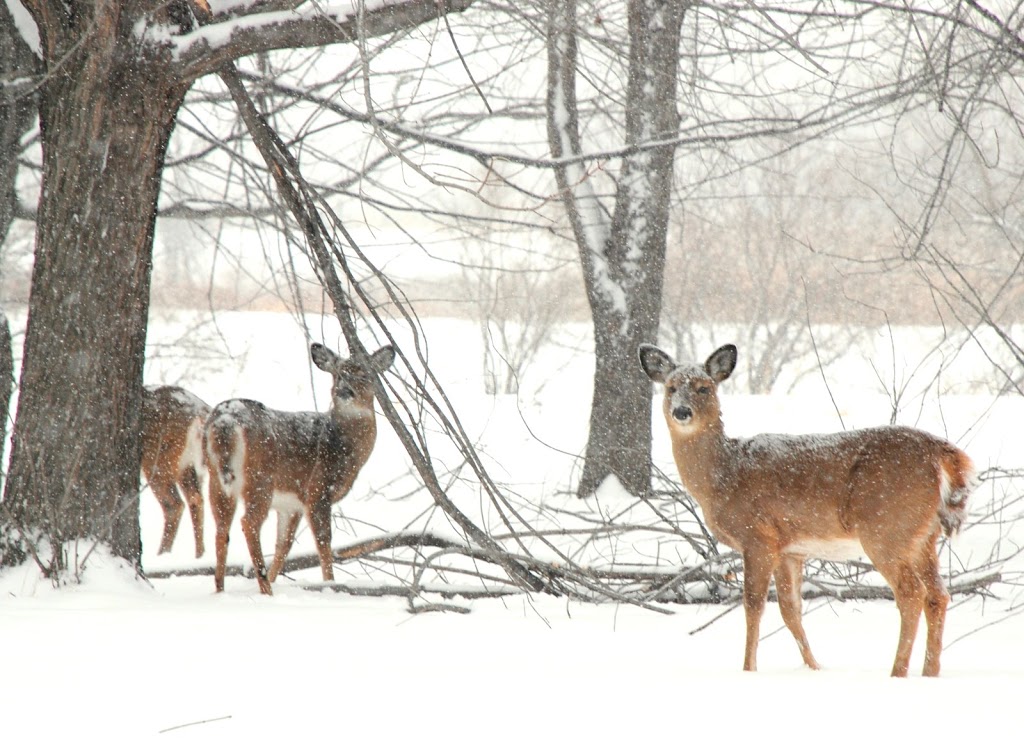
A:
[217, 63, 549, 595]
[216, 60, 696, 614]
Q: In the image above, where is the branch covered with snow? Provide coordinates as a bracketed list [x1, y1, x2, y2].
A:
[172, 0, 477, 80]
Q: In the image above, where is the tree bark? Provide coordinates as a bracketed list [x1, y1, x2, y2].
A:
[547, 0, 685, 498]
[2, 14, 188, 570]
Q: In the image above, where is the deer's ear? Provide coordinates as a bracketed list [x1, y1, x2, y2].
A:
[705, 344, 737, 383]
[370, 345, 396, 372]
[638, 344, 675, 383]
[311, 343, 342, 374]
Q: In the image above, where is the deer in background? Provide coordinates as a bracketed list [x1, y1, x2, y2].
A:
[639, 343, 976, 677]
[141, 385, 211, 558]
[205, 343, 396, 595]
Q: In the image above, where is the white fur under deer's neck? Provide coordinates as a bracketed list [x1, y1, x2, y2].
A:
[666, 414, 729, 514]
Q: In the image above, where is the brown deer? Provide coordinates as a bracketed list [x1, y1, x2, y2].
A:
[639, 343, 975, 677]
[205, 343, 395, 595]
[141, 385, 211, 558]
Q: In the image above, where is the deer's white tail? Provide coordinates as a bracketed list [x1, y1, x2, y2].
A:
[938, 444, 976, 538]
[205, 412, 244, 494]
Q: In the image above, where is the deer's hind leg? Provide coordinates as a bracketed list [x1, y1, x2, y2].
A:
[867, 547, 927, 678]
[149, 476, 185, 555]
[208, 472, 236, 593]
[240, 485, 274, 595]
[179, 465, 206, 558]
[268, 510, 302, 584]
[917, 531, 949, 677]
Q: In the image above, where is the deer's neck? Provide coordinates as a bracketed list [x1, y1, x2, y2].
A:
[329, 399, 378, 462]
[670, 420, 734, 511]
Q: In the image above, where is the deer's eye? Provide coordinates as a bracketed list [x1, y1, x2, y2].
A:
[696, 385, 711, 395]
[666, 385, 677, 395]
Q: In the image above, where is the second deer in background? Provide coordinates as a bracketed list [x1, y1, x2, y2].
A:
[205, 343, 396, 595]
[142, 385, 211, 558]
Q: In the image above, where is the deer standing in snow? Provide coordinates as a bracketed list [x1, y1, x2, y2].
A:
[639, 343, 975, 677]
[142, 385, 211, 558]
[205, 343, 395, 595]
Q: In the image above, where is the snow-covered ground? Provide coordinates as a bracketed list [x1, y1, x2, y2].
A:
[2, 310, 1022, 740]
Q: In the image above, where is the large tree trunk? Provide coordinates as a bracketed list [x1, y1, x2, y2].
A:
[1, 18, 187, 572]
[547, 0, 685, 498]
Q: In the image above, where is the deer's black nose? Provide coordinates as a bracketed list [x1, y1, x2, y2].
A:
[672, 405, 692, 422]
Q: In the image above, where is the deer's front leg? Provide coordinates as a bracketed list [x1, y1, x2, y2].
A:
[742, 548, 778, 672]
[774, 554, 820, 670]
[308, 496, 336, 582]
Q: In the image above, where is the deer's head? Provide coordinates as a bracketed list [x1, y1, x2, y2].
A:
[311, 343, 396, 412]
[639, 343, 737, 436]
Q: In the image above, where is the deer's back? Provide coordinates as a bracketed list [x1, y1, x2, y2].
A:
[142, 385, 210, 478]
[207, 399, 377, 503]
[705, 426, 955, 553]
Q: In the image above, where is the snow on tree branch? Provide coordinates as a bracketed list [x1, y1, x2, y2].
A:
[544, 0, 623, 316]
[170, 0, 477, 80]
